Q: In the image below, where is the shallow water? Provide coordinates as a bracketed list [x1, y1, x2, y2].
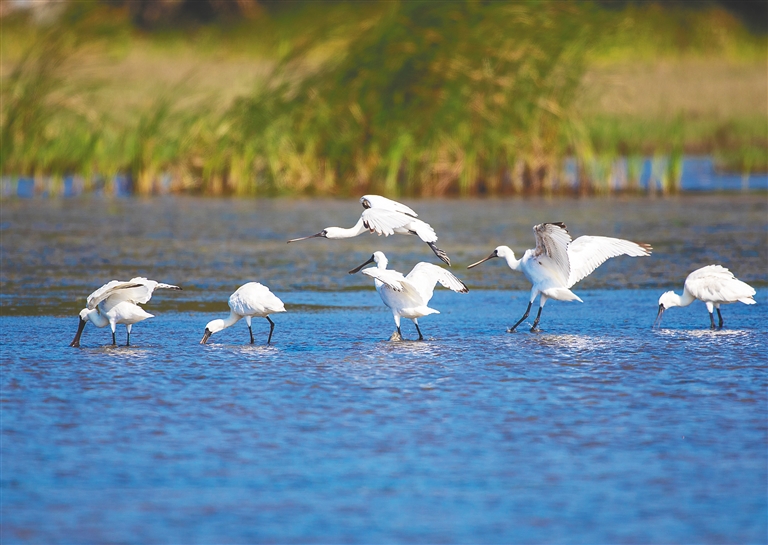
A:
[1, 195, 767, 543]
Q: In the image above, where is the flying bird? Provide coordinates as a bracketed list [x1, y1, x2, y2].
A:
[200, 282, 286, 345]
[467, 222, 651, 332]
[287, 195, 452, 265]
[654, 265, 756, 329]
[349, 251, 468, 341]
[70, 277, 181, 347]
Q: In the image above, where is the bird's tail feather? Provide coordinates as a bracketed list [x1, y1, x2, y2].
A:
[543, 288, 583, 303]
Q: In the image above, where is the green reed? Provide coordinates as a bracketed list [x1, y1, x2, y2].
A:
[1, 1, 765, 197]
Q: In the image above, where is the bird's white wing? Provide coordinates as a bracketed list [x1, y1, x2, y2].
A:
[566, 236, 652, 288]
[87, 277, 180, 309]
[229, 282, 285, 315]
[406, 262, 468, 295]
[360, 195, 417, 217]
[361, 208, 415, 237]
[533, 223, 572, 286]
[362, 268, 409, 292]
[684, 265, 756, 303]
[87, 279, 149, 309]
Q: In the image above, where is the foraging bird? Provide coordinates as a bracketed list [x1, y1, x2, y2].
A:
[349, 251, 468, 341]
[654, 265, 756, 329]
[287, 195, 452, 265]
[467, 222, 651, 332]
[200, 282, 286, 345]
[70, 277, 181, 347]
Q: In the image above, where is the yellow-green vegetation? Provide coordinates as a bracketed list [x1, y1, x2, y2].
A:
[1, 1, 765, 196]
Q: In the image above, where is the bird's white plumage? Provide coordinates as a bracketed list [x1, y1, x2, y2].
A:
[567, 236, 652, 288]
[87, 277, 180, 310]
[360, 195, 417, 217]
[228, 282, 286, 316]
[532, 223, 572, 286]
[355, 251, 467, 339]
[288, 194, 450, 265]
[405, 262, 468, 301]
[72, 277, 180, 347]
[359, 208, 438, 243]
[655, 264, 756, 329]
[683, 265, 756, 305]
[468, 222, 651, 331]
[201, 282, 286, 344]
[362, 267, 406, 290]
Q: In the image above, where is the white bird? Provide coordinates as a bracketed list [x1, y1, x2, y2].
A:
[70, 277, 182, 347]
[287, 194, 451, 265]
[467, 222, 652, 332]
[654, 265, 756, 329]
[200, 282, 286, 345]
[349, 251, 468, 340]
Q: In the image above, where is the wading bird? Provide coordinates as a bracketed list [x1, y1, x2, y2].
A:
[467, 222, 651, 332]
[287, 195, 451, 265]
[654, 265, 756, 329]
[70, 277, 182, 347]
[349, 251, 468, 341]
[200, 282, 286, 345]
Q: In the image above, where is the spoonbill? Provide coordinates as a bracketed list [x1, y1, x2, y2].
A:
[467, 222, 651, 332]
[287, 195, 452, 265]
[654, 265, 756, 329]
[70, 277, 182, 347]
[349, 251, 468, 340]
[200, 282, 286, 345]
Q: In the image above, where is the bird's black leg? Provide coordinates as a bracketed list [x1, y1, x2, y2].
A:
[415, 322, 424, 341]
[112, 331, 116, 346]
[126, 331, 131, 347]
[709, 312, 716, 330]
[266, 316, 275, 344]
[508, 302, 532, 333]
[248, 324, 255, 344]
[717, 309, 724, 329]
[427, 241, 451, 266]
[530, 306, 544, 332]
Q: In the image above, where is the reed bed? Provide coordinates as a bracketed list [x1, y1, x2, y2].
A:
[1, 2, 765, 197]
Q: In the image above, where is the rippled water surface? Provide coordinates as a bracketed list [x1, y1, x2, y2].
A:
[2, 195, 766, 543]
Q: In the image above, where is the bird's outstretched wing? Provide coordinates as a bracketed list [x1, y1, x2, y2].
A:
[360, 195, 417, 217]
[566, 236, 652, 288]
[87, 277, 180, 309]
[684, 265, 756, 303]
[362, 267, 409, 292]
[406, 263, 468, 295]
[533, 223, 572, 285]
[361, 208, 422, 237]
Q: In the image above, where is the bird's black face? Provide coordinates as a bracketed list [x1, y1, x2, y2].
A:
[653, 304, 665, 328]
[200, 328, 213, 345]
[69, 317, 87, 347]
[467, 249, 499, 269]
[361, 199, 372, 209]
[348, 254, 376, 274]
[287, 230, 327, 243]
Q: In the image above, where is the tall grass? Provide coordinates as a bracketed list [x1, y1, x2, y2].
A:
[1, 1, 765, 197]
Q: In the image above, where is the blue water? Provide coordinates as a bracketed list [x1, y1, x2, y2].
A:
[1, 195, 766, 543]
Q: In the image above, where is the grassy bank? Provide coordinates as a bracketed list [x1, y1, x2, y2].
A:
[1, 2, 766, 197]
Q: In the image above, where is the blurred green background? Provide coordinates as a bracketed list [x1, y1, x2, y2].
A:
[1, 0, 766, 196]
